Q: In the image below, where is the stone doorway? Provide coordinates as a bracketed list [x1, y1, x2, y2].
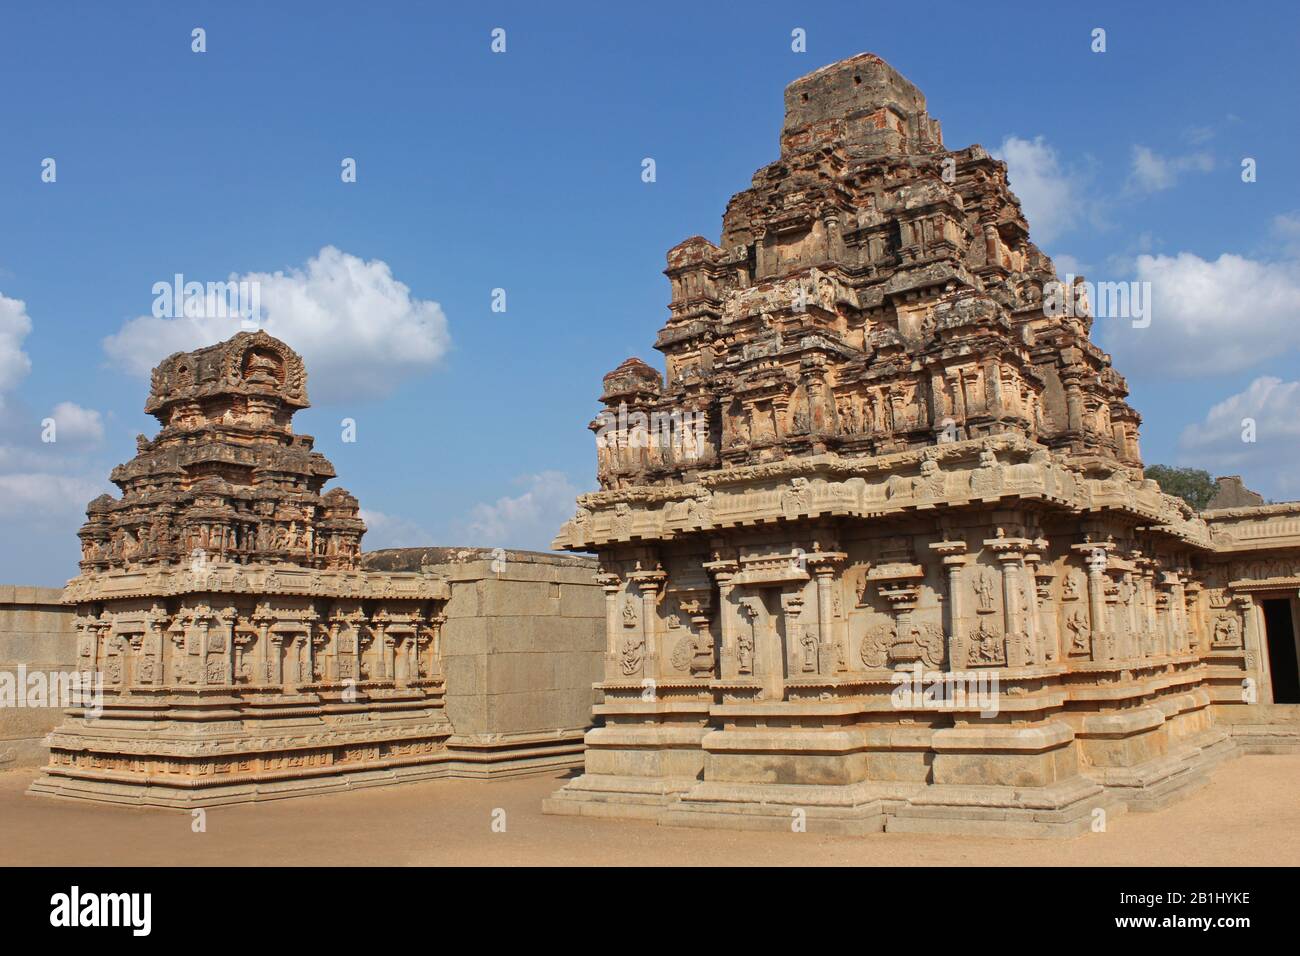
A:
[1262, 597, 1300, 704]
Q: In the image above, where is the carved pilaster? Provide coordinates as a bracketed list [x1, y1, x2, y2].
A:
[597, 570, 622, 668]
[930, 539, 968, 672]
[807, 548, 846, 676]
[984, 530, 1033, 666]
[1072, 540, 1114, 661]
[629, 564, 667, 679]
[705, 555, 743, 680]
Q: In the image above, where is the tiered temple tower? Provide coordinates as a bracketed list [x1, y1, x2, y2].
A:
[31, 331, 455, 806]
[545, 54, 1299, 835]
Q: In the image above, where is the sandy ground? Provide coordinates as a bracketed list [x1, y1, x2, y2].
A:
[1, 755, 1297, 866]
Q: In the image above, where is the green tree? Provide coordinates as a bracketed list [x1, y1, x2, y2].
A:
[1144, 465, 1219, 511]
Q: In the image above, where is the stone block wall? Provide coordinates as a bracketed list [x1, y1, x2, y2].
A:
[0, 586, 76, 768]
[364, 548, 605, 775]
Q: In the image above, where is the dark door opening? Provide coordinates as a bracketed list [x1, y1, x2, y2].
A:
[1261, 598, 1300, 704]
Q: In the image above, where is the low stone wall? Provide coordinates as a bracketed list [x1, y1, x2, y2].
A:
[365, 548, 605, 775]
[0, 586, 76, 768]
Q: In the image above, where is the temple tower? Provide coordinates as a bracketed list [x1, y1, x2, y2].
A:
[546, 54, 1242, 835]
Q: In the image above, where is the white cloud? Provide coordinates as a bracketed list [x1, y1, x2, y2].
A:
[992, 135, 1087, 244]
[1274, 211, 1300, 257]
[0, 292, 33, 395]
[0, 472, 106, 519]
[461, 471, 582, 550]
[47, 401, 104, 444]
[0, 293, 113, 582]
[1178, 377, 1300, 501]
[103, 246, 451, 402]
[1109, 252, 1300, 376]
[1049, 253, 1089, 278]
[1128, 145, 1214, 193]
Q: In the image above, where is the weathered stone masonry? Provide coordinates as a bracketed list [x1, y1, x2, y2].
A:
[544, 53, 1300, 836]
[0, 587, 75, 768]
[27, 332, 603, 806]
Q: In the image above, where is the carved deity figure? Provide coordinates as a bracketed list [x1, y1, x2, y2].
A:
[620, 633, 645, 675]
[860, 623, 894, 668]
[1213, 615, 1241, 647]
[801, 630, 818, 672]
[969, 618, 1004, 665]
[974, 569, 996, 612]
[1066, 608, 1091, 654]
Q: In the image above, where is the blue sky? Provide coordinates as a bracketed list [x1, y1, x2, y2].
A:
[1, 0, 1298, 585]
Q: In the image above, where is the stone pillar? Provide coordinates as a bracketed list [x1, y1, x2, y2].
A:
[1073, 542, 1113, 662]
[353, 614, 371, 682]
[312, 630, 328, 684]
[1184, 582, 1203, 652]
[232, 631, 252, 684]
[1110, 573, 1129, 659]
[597, 571, 622, 675]
[428, 612, 446, 678]
[630, 565, 667, 679]
[985, 531, 1033, 666]
[705, 558, 742, 680]
[641, 585, 658, 672]
[371, 622, 388, 680]
[326, 619, 342, 681]
[269, 633, 285, 686]
[195, 610, 213, 686]
[144, 610, 167, 686]
[222, 609, 236, 685]
[383, 630, 396, 683]
[1025, 540, 1057, 663]
[253, 616, 271, 685]
[815, 569, 836, 673]
[784, 593, 810, 678]
[930, 540, 969, 671]
[1001, 555, 1024, 664]
[807, 550, 846, 675]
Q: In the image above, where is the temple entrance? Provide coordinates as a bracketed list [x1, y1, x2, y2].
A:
[1261, 598, 1300, 704]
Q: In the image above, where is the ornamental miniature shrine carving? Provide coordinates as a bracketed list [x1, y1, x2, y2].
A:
[546, 54, 1300, 835]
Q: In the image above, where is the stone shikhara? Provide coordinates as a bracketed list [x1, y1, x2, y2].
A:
[27, 332, 603, 806]
[543, 53, 1300, 836]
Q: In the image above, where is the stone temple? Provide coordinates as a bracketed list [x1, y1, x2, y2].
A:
[545, 53, 1300, 834]
[28, 331, 603, 805]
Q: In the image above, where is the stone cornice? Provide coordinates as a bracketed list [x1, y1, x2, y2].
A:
[63, 563, 450, 605]
[557, 436, 1213, 551]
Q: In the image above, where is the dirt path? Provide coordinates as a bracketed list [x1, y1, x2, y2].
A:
[3, 754, 1297, 866]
